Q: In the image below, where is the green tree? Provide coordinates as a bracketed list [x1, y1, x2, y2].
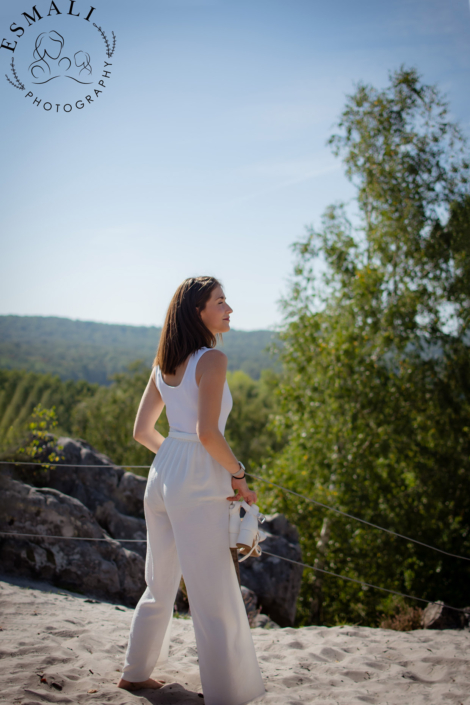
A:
[15, 404, 64, 465]
[71, 363, 283, 475]
[225, 369, 286, 469]
[263, 66, 470, 627]
[72, 361, 167, 472]
[0, 369, 97, 453]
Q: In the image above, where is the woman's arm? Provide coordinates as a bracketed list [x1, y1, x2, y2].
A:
[197, 350, 257, 504]
[133, 370, 166, 454]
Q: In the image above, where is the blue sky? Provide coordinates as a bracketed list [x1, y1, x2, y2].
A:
[0, 0, 469, 331]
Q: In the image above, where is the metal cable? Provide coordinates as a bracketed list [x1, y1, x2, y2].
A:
[0, 531, 145, 542]
[0, 530, 466, 615]
[1, 459, 469, 562]
[261, 551, 468, 615]
[0, 461, 150, 468]
[247, 472, 470, 562]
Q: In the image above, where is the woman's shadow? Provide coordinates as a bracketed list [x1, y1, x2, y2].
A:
[125, 683, 204, 703]
[29, 30, 93, 84]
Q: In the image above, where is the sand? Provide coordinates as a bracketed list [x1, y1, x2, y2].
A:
[1, 575, 469, 705]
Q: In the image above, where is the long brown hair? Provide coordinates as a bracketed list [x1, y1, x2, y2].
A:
[154, 276, 222, 375]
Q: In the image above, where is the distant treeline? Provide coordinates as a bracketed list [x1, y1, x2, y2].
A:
[0, 365, 285, 472]
[0, 316, 280, 385]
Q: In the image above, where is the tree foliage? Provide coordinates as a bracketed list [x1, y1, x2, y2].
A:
[0, 369, 97, 454]
[225, 369, 287, 469]
[262, 66, 470, 626]
[16, 404, 64, 466]
[72, 364, 284, 473]
[71, 362, 165, 471]
[0, 364, 282, 475]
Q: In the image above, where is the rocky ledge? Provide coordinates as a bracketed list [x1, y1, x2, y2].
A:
[0, 437, 303, 626]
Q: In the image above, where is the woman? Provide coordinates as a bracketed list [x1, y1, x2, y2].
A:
[117, 276, 266, 705]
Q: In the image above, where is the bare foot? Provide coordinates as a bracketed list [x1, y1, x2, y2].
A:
[117, 677, 165, 691]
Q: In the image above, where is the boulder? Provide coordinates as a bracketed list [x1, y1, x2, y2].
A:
[239, 512, 303, 627]
[3, 437, 303, 626]
[5, 437, 147, 540]
[7, 437, 125, 514]
[251, 613, 280, 629]
[422, 601, 470, 630]
[241, 586, 259, 624]
[263, 513, 299, 544]
[0, 474, 146, 605]
[112, 470, 147, 519]
[240, 585, 279, 629]
[95, 500, 147, 559]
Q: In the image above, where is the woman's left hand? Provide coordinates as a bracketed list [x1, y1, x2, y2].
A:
[226, 476, 257, 505]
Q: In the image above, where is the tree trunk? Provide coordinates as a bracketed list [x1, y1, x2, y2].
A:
[309, 517, 331, 624]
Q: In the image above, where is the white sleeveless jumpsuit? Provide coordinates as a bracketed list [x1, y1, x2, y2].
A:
[121, 347, 266, 705]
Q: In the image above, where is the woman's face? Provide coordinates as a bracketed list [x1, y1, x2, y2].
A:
[199, 285, 233, 335]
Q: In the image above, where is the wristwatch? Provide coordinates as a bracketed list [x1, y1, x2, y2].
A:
[232, 460, 245, 479]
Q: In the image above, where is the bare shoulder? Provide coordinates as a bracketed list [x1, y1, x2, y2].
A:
[196, 349, 227, 385]
[198, 349, 227, 371]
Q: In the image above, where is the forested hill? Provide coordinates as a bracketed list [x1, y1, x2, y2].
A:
[0, 316, 280, 385]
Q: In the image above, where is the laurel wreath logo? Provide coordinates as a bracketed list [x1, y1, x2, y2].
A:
[5, 57, 25, 90]
[4, 24, 116, 91]
[93, 23, 116, 59]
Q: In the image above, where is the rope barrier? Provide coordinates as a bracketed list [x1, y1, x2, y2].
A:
[0, 531, 145, 542]
[261, 551, 468, 615]
[1, 459, 468, 562]
[0, 460, 150, 468]
[246, 472, 470, 563]
[0, 530, 466, 615]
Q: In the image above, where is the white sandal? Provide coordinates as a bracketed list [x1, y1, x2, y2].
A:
[229, 500, 243, 549]
[229, 500, 267, 562]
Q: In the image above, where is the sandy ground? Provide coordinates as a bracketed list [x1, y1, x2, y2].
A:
[1, 576, 469, 705]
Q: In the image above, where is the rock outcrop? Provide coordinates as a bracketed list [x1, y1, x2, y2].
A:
[422, 601, 470, 630]
[241, 586, 280, 629]
[1, 437, 303, 624]
[0, 474, 146, 605]
[239, 512, 303, 627]
[8, 437, 147, 518]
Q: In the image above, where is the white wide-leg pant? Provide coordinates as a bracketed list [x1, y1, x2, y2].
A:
[121, 430, 266, 705]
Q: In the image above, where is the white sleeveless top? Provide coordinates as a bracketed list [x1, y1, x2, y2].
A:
[154, 347, 233, 435]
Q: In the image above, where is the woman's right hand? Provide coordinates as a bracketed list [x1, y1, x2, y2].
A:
[226, 476, 258, 505]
